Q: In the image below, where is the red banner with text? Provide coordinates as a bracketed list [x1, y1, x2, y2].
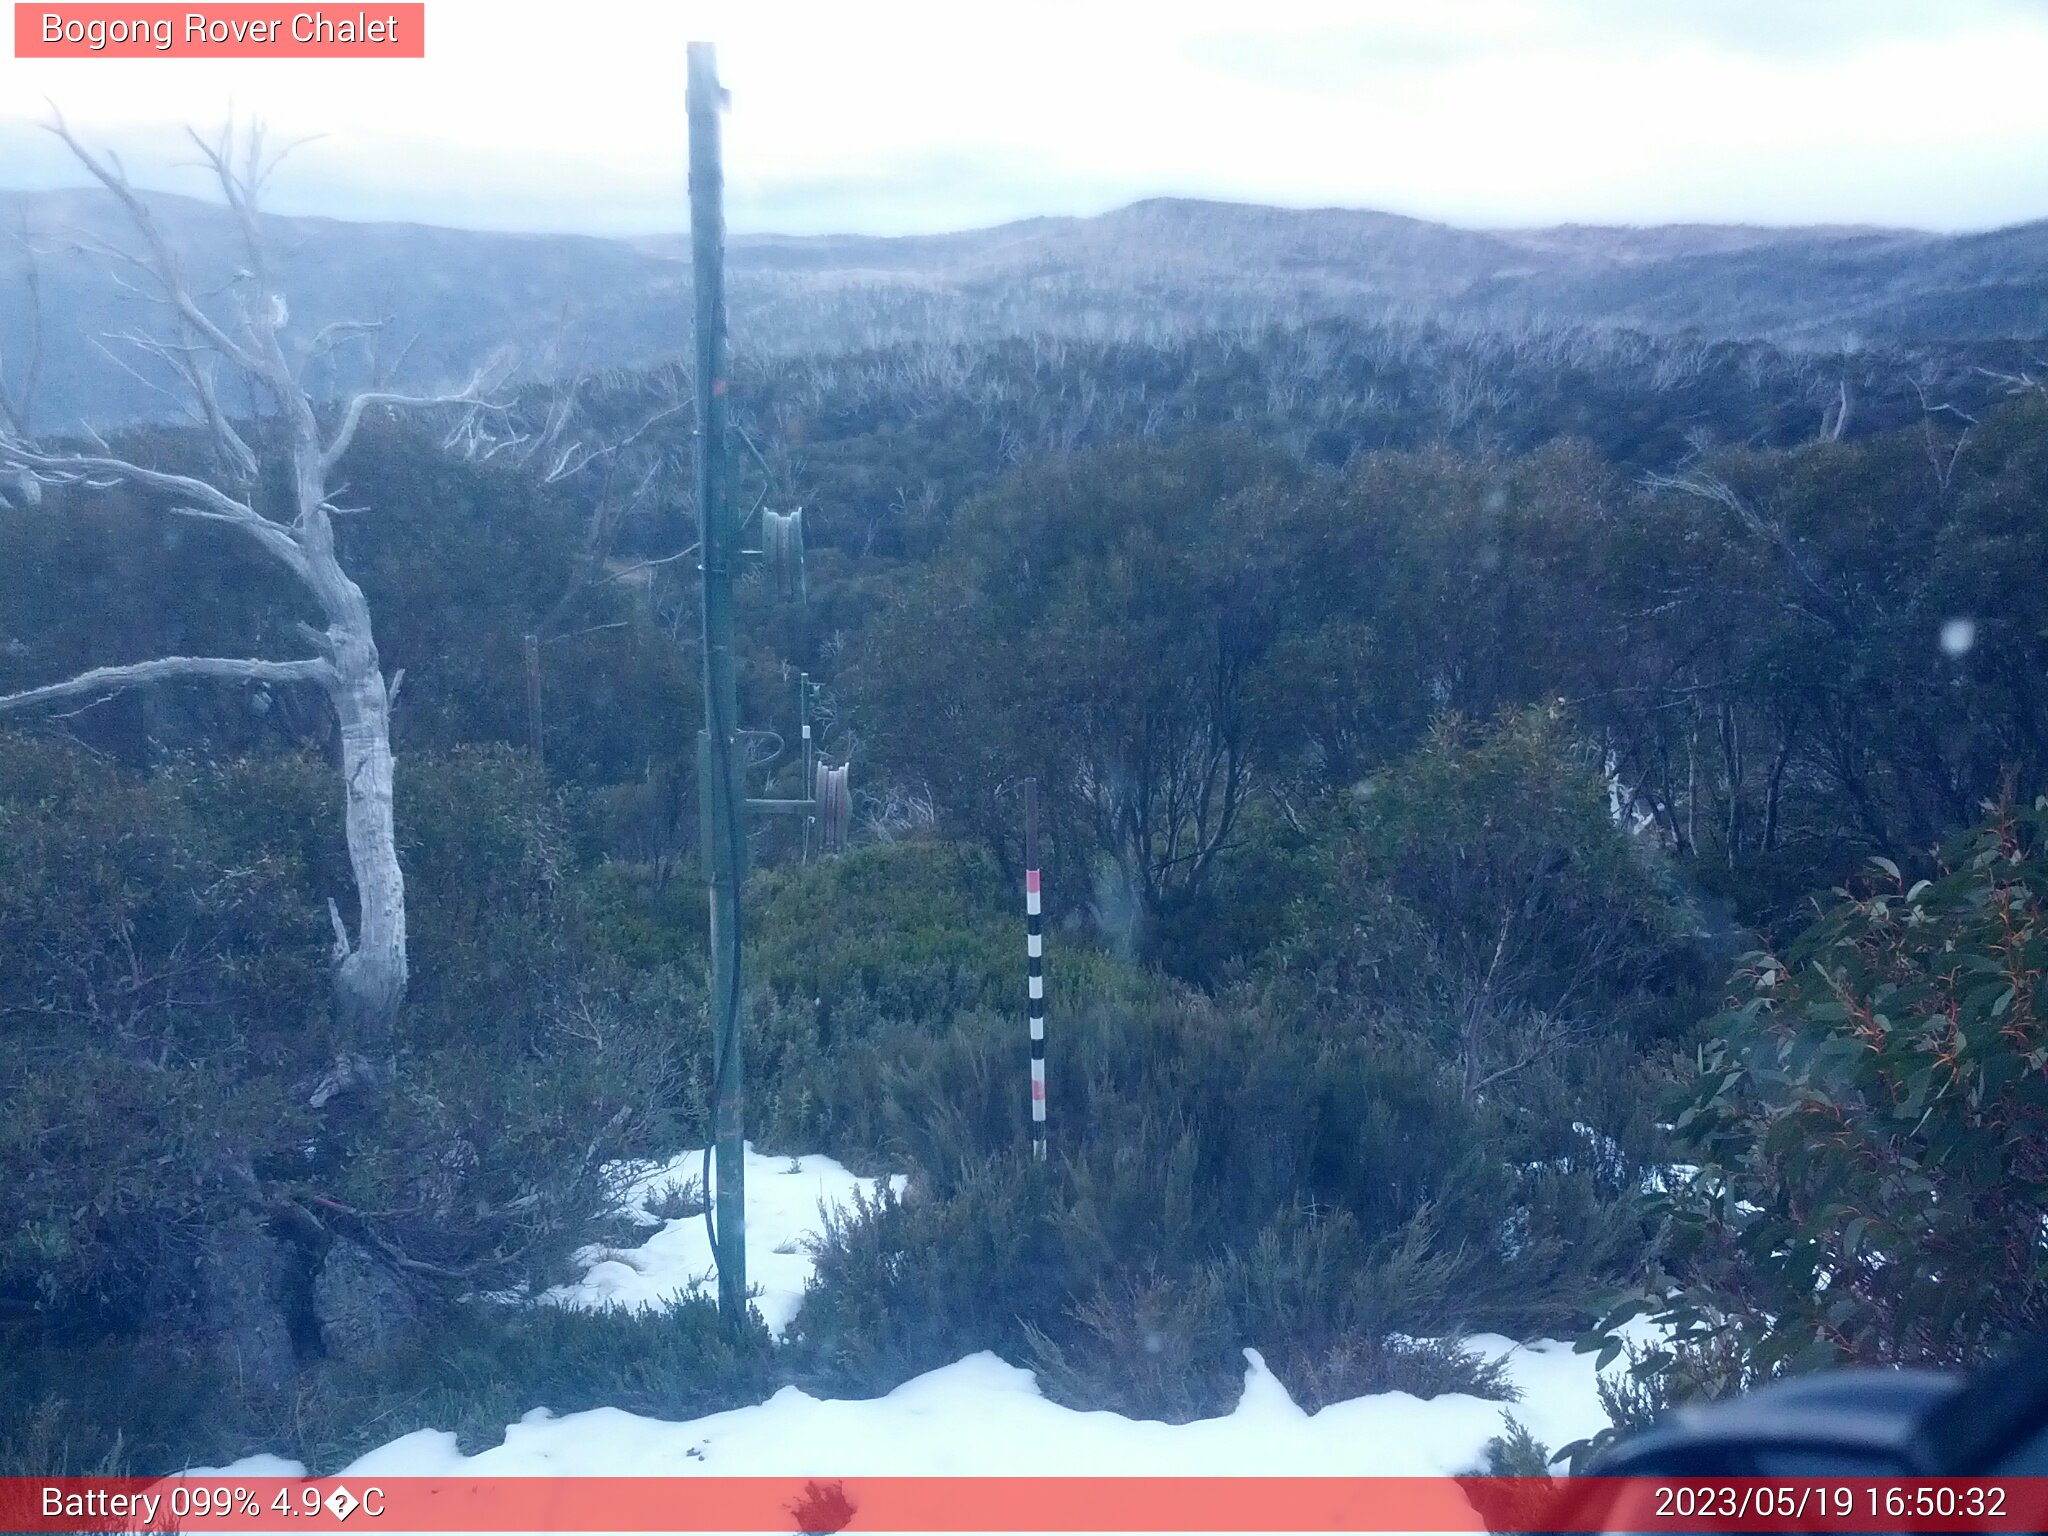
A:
[5, 1476, 2048, 1533]
[14, 4, 423, 57]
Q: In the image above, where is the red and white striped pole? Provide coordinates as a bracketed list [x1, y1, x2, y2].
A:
[1025, 776, 1046, 1161]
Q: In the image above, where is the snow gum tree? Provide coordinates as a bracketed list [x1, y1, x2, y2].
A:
[1592, 794, 2048, 1403]
[0, 122, 502, 1098]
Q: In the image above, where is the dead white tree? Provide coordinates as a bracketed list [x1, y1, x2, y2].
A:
[0, 230, 41, 496]
[0, 120, 503, 1098]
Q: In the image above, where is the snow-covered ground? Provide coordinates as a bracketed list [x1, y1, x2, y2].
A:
[543, 1145, 907, 1338]
[219, 1342, 1611, 1483]
[199, 1146, 1624, 1482]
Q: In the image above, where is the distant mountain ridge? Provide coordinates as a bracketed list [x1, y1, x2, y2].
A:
[1, 188, 2041, 428]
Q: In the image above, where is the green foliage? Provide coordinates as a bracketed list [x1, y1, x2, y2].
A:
[0, 1294, 779, 1477]
[10, 313, 2048, 1466]
[749, 839, 1018, 1020]
[0, 1397, 129, 1480]
[1591, 798, 2048, 1423]
[1323, 712, 1702, 1013]
[1145, 792, 1327, 984]
[1284, 1332, 1517, 1414]
[791, 1148, 1519, 1423]
[309, 746, 698, 1286]
[0, 737, 326, 1323]
[848, 392, 2048, 958]
[790, 1163, 1065, 1395]
[562, 857, 707, 971]
[740, 841, 1147, 1163]
[789, 978, 1634, 1419]
[848, 435, 1304, 954]
[780, 712, 1706, 1422]
[289, 1297, 777, 1471]
[1483, 1415, 1554, 1477]
[0, 737, 700, 1469]
[0, 1330, 241, 1475]
[1024, 1267, 1250, 1423]
[1557, 1332, 1768, 1473]
[1583, 395, 2048, 933]
[1273, 710, 1707, 1193]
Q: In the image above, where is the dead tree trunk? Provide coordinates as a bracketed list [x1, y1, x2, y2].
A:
[0, 120, 502, 1088]
[328, 584, 407, 1058]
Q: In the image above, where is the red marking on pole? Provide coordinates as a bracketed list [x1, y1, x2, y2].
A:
[1023, 776, 1045, 1156]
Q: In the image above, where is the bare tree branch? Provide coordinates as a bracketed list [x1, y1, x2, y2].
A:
[1644, 467, 1853, 632]
[1, 116, 464, 1079]
[322, 363, 507, 473]
[0, 228, 44, 438]
[0, 654, 334, 716]
[4, 445, 257, 521]
[45, 111, 271, 383]
[301, 316, 389, 378]
[0, 443, 307, 573]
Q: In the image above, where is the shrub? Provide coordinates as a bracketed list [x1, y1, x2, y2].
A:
[0, 739, 326, 1333]
[1268, 1333, 1515, 1414]
[0, 738, 704, 1470]
[787, 1160, 1068, 1396]
[790, 980, 1630, 1418]
[288, 1297, 778, 1471]
[749, 839, 1143, 1030]
[1276, 709, 1708, 1093]
[1025, 1268, 1245, 1423]
[1483, 1415, 1554, 1476]
[1588, 797, 2048, 1432]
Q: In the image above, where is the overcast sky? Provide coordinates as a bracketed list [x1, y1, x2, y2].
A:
[4, 0, 2047, 237]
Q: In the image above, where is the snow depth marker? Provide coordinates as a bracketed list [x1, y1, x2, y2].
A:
[1025, 777, 1046, 1160]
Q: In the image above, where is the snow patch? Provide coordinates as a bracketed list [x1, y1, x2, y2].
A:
[199, 1339, 1630, 1481]
[543, 1144, 905, 1338]
[191, 1147, 1648, 1484]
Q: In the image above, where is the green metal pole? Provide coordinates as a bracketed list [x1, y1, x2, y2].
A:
[688, 39, 747, 1328]
[800, 672, 814, 863]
